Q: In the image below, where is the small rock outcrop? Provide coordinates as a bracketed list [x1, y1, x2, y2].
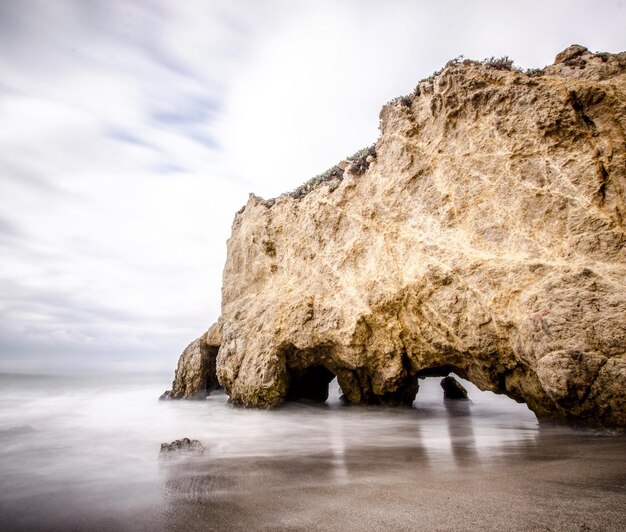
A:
[159, 438, 204, 457]
[441, 376, 469, 400]
[160, 325, 221, 400]
[169, 45, 626, 427]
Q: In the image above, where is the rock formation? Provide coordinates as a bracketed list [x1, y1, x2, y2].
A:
[441, 376, 469, 400]
[167, 45, 626, 427]
[160, 325, 221, 400]
[159, 438, 204, 457]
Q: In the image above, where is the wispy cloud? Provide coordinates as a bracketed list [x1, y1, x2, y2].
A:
[0, 0, 624, 371]
[105, 127, 156, 150]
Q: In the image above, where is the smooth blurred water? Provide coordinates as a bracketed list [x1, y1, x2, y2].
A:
[0, 373, 624, 531]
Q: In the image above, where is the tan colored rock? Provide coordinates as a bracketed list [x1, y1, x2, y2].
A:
[160, 331, 221, 400]
[546, 44, 626, 84]
[205, 321, 222, 347]
[173, 46, 626, 426]
[554, 44, 588, 64]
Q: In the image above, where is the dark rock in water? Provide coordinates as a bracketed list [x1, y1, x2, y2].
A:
[159, 390, 173, 400]
[440, 376, 469, 400]
[159, 438, 204, 457]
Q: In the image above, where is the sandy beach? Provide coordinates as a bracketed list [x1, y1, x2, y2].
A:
[0, 374, 624, 531]
[158, 433, 625, 531]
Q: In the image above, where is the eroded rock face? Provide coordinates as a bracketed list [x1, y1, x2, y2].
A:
[167, 46, 626, 427]
[160, 326, 221, 400]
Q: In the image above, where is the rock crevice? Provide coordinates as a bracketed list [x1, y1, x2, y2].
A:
[160, 324, 222, 400]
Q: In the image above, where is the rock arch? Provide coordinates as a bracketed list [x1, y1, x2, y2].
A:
[282, 344, 336, 403]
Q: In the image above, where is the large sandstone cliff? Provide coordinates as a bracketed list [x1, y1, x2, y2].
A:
[166, 45, 626, 427]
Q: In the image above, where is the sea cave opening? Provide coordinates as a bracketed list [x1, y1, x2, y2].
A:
[414, 368, 536, 421]
[285, 364, 336, 403]
[204, 345, 221, 395]
[283, 356, 534, 420]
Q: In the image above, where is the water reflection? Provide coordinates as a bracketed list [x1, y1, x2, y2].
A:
[444, 398, 480, 466]
[0, 373, 624, 530]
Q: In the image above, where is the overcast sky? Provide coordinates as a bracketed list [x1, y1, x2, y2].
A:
[1, 0, 625, 373]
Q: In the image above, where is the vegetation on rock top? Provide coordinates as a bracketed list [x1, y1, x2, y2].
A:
[289, 144, 376, 200]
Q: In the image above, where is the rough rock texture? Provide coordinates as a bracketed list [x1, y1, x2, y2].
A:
[160, 326, 221, 400]
[441, 376, 469, 400]
[172, 46, 626, 427]
[159, 438, 204, 457]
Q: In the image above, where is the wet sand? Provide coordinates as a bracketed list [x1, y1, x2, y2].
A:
[156, 425, 626, 531]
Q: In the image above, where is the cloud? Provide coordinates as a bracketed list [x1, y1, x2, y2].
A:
[0, 216, 23, 237]
[215, 0, 626, 199]
[0, 0, 624, 372]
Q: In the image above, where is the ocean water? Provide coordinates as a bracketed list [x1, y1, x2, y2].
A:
[0, 372, 624, 531]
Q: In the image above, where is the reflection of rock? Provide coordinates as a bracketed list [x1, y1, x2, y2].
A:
[443, 396, 478, 466]
[441, 376, 469, 400]
[160, 325, 221, 400]
[159, 438, 204, 457]
[169, 46, 626, 427]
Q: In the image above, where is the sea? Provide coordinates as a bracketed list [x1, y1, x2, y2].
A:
[0, 372, 624, 531]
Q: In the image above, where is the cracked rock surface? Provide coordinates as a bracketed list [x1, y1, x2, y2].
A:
[172, 46, 626, 427]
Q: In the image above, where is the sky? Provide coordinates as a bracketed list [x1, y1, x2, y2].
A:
[1, 0, 625, 373]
